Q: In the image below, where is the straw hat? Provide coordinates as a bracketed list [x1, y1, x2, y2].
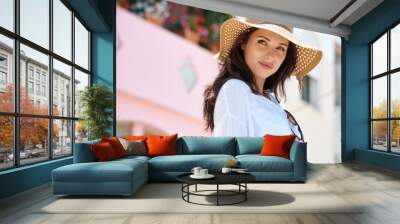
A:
[215, 17, 323, 78]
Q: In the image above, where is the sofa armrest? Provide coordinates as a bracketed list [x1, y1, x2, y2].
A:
[289, 141, 307, 181]
[73, 140, 100, 163]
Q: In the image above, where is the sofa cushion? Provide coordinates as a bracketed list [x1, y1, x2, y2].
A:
[147, 134, 178, 157]
[91, 142, 118, 161]
[235, 137, 263, 155]
[177, 136, 236, 155]
[101, 137, 127, 158]
[73, 139, 101, 163]
[119, 138, 147, 156]
[148, 154, 235, 172]
[114, 155, 150, 163]
[260, 134, 296, 159]
[52, 159, 147, 183]
[236, 155, 293, 172]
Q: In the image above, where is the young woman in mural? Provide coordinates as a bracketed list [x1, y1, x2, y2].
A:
[203, 17, 322, 138]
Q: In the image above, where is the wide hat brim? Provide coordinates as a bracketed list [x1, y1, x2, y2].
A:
[215, 18, 323, 79]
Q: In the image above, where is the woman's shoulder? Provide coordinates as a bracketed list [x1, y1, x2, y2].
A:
[265, 91, 280, 105]
[221, 79, 251, 93]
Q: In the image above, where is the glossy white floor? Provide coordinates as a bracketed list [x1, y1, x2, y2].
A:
[1, 162, 400, 224]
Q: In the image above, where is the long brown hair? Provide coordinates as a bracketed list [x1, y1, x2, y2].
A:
[203, 27, 301, 131]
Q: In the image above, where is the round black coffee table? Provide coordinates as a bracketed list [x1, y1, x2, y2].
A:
[177, 172, 255, 206]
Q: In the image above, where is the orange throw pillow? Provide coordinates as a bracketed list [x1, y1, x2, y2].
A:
[259, 134, 296, 159]
[101, 137, 127, 158]
[146, 134, 178, 157]
[91, 142, 117, 161]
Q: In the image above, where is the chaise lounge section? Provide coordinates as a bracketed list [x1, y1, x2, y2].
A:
[52, 140, 149, 196]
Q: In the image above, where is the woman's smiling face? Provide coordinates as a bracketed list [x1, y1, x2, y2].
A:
[242, 29, 289, 80]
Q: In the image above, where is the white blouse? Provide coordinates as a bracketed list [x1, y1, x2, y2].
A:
[213, 79, 302, 138]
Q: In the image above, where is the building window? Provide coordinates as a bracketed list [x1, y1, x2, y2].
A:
[301, 76, 310, 102]
[36, 83, 40, 95]
[370, 23, 400, 154]
[0, 54, 7, 67]
[0, 54, 7, 88]
[28, 67, 34, 80]
[42, 85, 46, 97]
[0, 71, 6, 85]
[35, 70, 40, 81]
[0, 0, 92, 170]
[28, 81, 34, 94]
[301, 75, 319, 108]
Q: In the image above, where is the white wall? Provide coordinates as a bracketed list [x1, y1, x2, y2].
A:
[283, 29, 341, 163]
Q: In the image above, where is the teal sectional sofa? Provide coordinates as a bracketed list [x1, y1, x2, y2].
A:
[52, 136, 307, 196]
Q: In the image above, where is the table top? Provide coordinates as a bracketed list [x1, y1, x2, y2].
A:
[177, 172, 255, 185]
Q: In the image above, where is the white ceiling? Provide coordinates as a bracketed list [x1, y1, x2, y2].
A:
[167, 0, 384, 38]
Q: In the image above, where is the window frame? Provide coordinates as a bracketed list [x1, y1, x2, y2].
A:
[0, 0, 92, 171]
[370, 20, 400, 154]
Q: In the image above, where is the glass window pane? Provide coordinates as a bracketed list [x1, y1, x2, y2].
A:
[53, 59, 72, 117]
[391, 120, 400, 153]
[391, 24, 400, 70]
[75, 120, 88, 143]
[20, 44, 49, 115]
[372, 77, 387, 119]
[74, 69, 89, 118]
[74, 17, 89, 70]
[0, 116, 14, 170]
[53, 119, 72, 157]
[391, 72, 400, 118]
[0, 0, 14, 31]
[0, 34, 14, 112]
[20, 117, 49, 165]
[372, 121, 388, 151]
[53, 0, 72, 60]
[20, 0, 49, 49]
[372, 33, 387, 76]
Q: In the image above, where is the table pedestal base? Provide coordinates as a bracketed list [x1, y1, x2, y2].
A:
[181, 183, 249, 206]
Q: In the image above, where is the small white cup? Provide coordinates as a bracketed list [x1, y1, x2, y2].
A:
[191, 167, 202, 176]
[200, 169, 208, 176]
[221, 167, 232, 174]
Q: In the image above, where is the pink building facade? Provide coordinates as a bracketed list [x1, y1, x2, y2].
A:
[116, 7, 218, 136]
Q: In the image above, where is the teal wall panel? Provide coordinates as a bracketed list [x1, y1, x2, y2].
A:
[91, 32, 115, 136]
[342, 44, 370, 160]
[65, 0, 109, 32]
[91, 0, 116, 135]
[0, 157, 72, 199]
[355, 149, 400, 172]
[343, 0, 400, 172]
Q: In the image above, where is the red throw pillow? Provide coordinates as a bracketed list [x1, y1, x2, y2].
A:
[91, 142, 117, 161]
[259, 134, 296, 159]
[146, 134, 178, 157]
[101, 137, 127, 158]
